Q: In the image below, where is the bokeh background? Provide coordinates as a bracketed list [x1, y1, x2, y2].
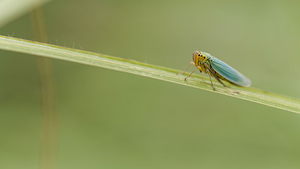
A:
[1, 0, 300, 169]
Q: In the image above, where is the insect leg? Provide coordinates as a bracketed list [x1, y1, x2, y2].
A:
[201, 72, 204, 81]
[209, 69, 227, 87]
[177, 62, 195, 75]
[184, 67, 198, 81]
[216, 77, 228, 87]
[205, 69, 215, 90]
[205, 63, 228, 88]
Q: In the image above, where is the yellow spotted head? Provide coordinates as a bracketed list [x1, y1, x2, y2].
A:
[193, 51, 208, 65]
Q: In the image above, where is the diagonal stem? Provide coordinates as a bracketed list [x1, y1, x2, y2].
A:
[0, 35, 299, 114]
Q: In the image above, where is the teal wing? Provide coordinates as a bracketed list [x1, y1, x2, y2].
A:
[210, 57, 251, 87]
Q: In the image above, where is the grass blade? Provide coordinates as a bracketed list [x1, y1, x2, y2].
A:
[0, 35, 299, 114]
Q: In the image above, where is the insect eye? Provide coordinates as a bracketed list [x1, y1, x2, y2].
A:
[198, 54, 200, 56]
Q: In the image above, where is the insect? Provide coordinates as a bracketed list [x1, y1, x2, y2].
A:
[178, 51, 251, 90]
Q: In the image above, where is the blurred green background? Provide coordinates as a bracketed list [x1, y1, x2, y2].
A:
[1, 0, 300, 169]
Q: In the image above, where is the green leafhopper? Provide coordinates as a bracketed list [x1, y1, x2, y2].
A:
[179, 51, 251, 90]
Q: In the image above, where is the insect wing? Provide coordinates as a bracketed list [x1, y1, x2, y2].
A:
[210, 57, 251, 87]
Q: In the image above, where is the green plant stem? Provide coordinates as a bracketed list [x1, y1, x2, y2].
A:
[31, 8, 58, 169]
[0, 35, 299, 114]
